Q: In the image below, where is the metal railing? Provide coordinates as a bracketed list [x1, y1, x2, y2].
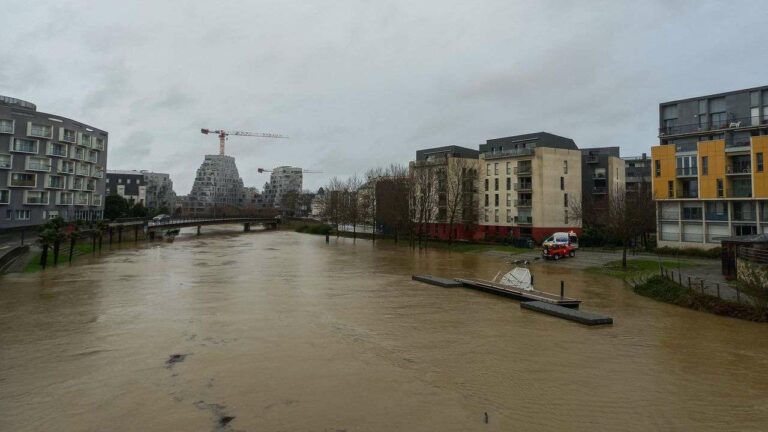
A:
[482, 148, 533, 159]
[676, 167, 698, 176]
[513, 183, 532, 191]
[738, 247, 768, 265]
[514, 215, 532, 224]
[515, 199, 532, 207]
[675, 190, 698, 198]
[513, 166, 532, 175]
[726, 163, 752, 174]
[659, 115, 768, 136]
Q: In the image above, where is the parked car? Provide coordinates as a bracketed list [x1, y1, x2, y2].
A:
[152, 214, 171, 222]
[542, 242, 576, 260]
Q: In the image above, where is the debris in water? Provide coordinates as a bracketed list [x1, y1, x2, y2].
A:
[219, 416, 235, 426]
[165, 353, 187, 367]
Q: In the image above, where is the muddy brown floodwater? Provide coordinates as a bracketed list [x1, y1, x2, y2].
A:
[2, 227, 768, 431]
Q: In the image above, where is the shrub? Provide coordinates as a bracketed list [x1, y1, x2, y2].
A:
[654, 246, 722, 259]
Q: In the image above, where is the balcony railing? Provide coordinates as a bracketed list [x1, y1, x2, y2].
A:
[727, 188, 752, 198]
[10, 177, 36, 187]
[0, 156, 10, 169]
[26, 162, 51, 172]
[676, 167, 698, 176]
[675, 190, 699, 198]
[513, 166, 532, 175]
[592, 173, 607, 179]
[483, 148, 533, 159]
[592, 186, 607, 194]
[58, 193, 73, 205]
[726, 163, 752, 175]
[514, 215, 532, 225]
[659, 115, 768, 136]
[513, 183, 532, 191]
[93, 140, 105, 151]
[515, 199, 532, 207]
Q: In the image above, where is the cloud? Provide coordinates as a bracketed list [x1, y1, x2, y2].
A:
[1, 0, 767, 193]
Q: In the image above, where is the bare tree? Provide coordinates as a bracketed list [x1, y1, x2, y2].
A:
[321, 177, 346, 235]
[411, 162, 438, 248]
[375, 164, 411, 244]
[345, 174, 363, 239]
[445, 157, 478, 245]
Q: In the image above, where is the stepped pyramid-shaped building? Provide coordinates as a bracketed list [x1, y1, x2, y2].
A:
[187, 155, 244, 215]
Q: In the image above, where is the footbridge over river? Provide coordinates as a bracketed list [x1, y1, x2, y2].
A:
[108, 216, 281, 239]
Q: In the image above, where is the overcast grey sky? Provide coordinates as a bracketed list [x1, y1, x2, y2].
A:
[2, 0, 767, 193]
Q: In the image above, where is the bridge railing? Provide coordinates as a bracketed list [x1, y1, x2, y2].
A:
[147, 216, 281, 227]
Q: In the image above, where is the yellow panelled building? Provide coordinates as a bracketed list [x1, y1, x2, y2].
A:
[653, 86, 768, 249]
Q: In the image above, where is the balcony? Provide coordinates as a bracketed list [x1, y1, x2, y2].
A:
[11, 139, 38, 154]
[76, 165, 90, 176]
[513, 166, 532, 175]
[659, 114, 768, 137]
[47, 177, 65, 189]
[9, 174, 36, 187]
[513, 183, 532, 192]
[58, 192, 73, 205]
[24, 192, 49, 205]
[483, 148, 533, 160]
[514, 215, 532, 225]
[75, 193, 89, 206]
[61, 131, 77, 143]
[0, 120, 14, 134]
[0, 155, 11, 169]
[726, 163, 752, 175]
[92, 140, 105, 151]
[515, 199, 532, 207]
[676, 167, 698, 177]
[675, 190, 699, 199]
[592, 186, 607, 194]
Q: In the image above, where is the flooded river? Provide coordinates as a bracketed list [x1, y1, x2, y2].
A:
[1, 228, 768, 431]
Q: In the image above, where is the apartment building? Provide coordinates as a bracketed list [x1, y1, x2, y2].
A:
[624, 153, 651, 194]
[105, 170, 176, 212]
[478, 133, 582, 242]
[262, 166, 303, 208]
[652, 85, 768, 248]
[410, 146, 479, 240]
[186, 155, 245, 216]
[106, 170, 146, 205]
[580, 147, 626, 207]
[0, 96, 107, 228]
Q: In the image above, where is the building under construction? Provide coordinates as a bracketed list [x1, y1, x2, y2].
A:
[185, 154, 245, 216]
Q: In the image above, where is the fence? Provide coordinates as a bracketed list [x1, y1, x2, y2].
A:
[657, 263, 751, 305]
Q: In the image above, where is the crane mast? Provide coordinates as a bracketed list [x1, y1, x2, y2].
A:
[200, 128, 288, 155]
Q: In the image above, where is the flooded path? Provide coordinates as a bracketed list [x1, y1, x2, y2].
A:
[1, 228, 768, 431]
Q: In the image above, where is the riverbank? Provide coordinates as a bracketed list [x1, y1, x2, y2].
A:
[283, 220, 532, 255]
[633, 276, 767, 322]
[585, 259, 694, 282]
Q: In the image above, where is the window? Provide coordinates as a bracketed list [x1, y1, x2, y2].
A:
[80, 133, 91, 147]
[47, 142, 68, 157]
[0, 190, 9, 204]
[484, 178, 488, 191]
[486, 163, 490, 176]
[560, 177, 564, 190]
[564, 193, 568, 207]
[506, 193, 511, 206]
[564, 209, 569, 224]
[758, 153, 764, 172]
[47, 210, 59, 219]
[0, 154, 11, 169]
[28, 122, 53, 138]
[0, 119, 14, 134]
[59, 160, 75, 174]
[5, 209, 11, 219]
[494, 194, 499, 207]
[484, 194, 489, 206]
[750, 91, 760, 107]
[506, 162, 511, 175]
[60, 128, 77, 143]
[701, 156, 708, 175]
[15, 210, 30, 220]
[26, 156, 51, 172]
[667, 180, 673, 198]
[506, 209, 511, 223]
[484, 209, 489, 222]
[494, 178, 498, 191]
[494, 163, 498, 175]
[127, 178, 132, 184]
[11, 138, 38, 153]
[494, 209, 499, 223]
[655, 160, 661, 177]
[9, 172, 36, 187]
[118, 178, 122, 184]
[506, 177, 511, 190]
[24, 190, 49, 205]
[46, 175, 65, 189]
[711, 111, 726, 128]
[717, 179, 723, 197]
[563, 160, 568, 174]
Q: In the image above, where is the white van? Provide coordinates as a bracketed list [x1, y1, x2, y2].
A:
[542, 231, 579, 249]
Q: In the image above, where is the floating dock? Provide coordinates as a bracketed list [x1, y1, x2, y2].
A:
[411, 275, 463, 288]
[521, 301, 613, 326]
[455, 278, 582, 308]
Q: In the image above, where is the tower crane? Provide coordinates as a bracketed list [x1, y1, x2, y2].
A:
[258, 168, 323, 174]
[201, 128, 288, 156]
